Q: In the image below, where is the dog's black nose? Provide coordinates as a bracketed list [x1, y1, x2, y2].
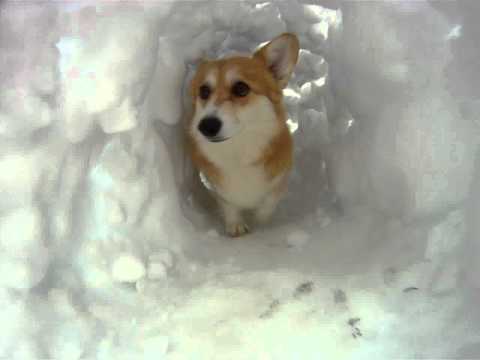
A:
[198, 116, 222, 138]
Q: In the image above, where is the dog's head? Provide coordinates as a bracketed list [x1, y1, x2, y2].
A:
[188, 33, 299, 144]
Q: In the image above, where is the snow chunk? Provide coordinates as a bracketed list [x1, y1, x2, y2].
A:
[0, 297, 37, 357]
[147, 250, 174, 280]
[98, 97, 138, 134]
[111, 253, 146, 283]
[48, 319, 93, 360]
[0, 206, 43, 257]
[0, 248, 49, 290]
[283, 88, 301, 106]
[149, 250, 173, 269]
[309, 21, 329, 41]
[0, 153, 40, 212]
[147, 262, 167, 280]
[0, 89, 53, 139]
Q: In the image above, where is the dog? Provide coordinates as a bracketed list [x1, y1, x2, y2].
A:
[186, 33, 299, 237]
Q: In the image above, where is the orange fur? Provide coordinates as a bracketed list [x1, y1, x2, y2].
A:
[255, 124, 293, 180]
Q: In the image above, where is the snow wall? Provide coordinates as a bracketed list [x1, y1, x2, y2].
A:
[0, 0, 479, 358]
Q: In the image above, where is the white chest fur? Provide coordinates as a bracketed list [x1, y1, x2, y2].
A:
[217, 163, 276, 209]
[201, 128, 280, 209]
[195, 97, 282, 209]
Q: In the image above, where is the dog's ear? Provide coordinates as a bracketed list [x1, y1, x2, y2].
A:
[253, 33, 299, 88]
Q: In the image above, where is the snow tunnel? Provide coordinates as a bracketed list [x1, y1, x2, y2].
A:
[0, 0, 479, 358]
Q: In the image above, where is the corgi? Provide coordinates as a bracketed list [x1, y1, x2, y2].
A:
[186, 33, 299, 237]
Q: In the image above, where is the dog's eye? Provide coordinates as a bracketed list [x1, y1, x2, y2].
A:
[199, 85, 211, 100]
[231, 81, 250, 97]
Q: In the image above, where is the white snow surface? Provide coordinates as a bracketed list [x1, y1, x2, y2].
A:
[0, 0, 479, 358]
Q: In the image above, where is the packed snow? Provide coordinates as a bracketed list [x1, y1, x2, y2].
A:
[0, 0, 479, 358]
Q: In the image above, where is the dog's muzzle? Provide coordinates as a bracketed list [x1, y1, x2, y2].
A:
[198, 116, 228, 142]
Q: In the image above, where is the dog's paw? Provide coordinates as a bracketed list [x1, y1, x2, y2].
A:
[226, 222, 250, 237]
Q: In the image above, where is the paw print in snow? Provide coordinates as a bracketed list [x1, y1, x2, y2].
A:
[259, 299, 280, 319]
[293, 281, 314, 298]
[348, 318, 363, 339]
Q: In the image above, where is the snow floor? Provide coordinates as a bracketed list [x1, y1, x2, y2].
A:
[90, 202, 476, 359]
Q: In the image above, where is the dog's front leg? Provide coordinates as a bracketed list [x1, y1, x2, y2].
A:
[254, 191, 281, 225]
[217, 198, 249, 237]
[254, 177, 287, 225]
